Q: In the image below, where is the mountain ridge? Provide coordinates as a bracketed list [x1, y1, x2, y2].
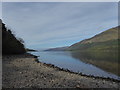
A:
[45, 26, 119, 52]
[67, 26, 119, 51]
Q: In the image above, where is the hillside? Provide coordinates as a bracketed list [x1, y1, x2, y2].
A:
[1, 19, 26, 54]
[45, 46, 69, 51]
[67, 26, 119, 52]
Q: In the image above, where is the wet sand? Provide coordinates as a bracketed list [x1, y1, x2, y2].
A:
[2, 53, 120, 88]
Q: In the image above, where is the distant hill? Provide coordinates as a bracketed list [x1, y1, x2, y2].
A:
[67, 26, 119, 52]
[44, 46, 69, 51]
[1, 19, 26, 54]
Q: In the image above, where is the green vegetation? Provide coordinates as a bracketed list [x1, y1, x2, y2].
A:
[68, 39, 119, 52]
[67, 26, 119, 75]
[1, 19, 26, 54]
[67, 26, 119, 52]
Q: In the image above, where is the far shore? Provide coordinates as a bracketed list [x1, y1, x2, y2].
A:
[2, 53, 120, 88]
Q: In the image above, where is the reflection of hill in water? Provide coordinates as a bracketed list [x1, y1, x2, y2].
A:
[70, 51, 119, 76]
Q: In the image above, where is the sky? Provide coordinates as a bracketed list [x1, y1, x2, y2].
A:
[2, 2, 118, 50]
[0, 2, 1, 19]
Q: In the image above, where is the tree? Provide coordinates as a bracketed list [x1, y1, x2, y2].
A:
[18, 38, 25, 44]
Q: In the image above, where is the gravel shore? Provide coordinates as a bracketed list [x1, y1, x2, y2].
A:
[2, 53, 120, 88]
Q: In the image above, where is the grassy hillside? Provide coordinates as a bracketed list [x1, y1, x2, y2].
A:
[79, 26, 118, 44]
[68, 26, 119, 75]
[1, 19, 26, 54]
[67, 26, 119, 52]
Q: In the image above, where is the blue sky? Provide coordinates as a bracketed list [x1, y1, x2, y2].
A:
[2, 2, 118, 50]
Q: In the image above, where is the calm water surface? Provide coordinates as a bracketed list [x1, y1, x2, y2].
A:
[31, 51, 120, 80]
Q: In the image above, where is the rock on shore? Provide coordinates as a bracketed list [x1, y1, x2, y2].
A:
[2, 53, 120, 88]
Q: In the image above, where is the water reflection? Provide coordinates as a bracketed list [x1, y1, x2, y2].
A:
[70, 51, 119, 76]
[30, 50, 120, 80]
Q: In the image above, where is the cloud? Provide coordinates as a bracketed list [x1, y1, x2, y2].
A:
[2, 2, 118, 49]
[2, 0, 119, 2]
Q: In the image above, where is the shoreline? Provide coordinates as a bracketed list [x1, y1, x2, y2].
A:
[31, 53, 120, 82]
[34, 58, 120, 83]
[3, 53, 120, 88]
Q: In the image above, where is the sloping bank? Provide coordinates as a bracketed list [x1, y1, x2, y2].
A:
[2, 53, 120, 88]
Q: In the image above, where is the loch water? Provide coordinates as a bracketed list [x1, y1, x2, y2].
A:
[30, 51, 120, 80]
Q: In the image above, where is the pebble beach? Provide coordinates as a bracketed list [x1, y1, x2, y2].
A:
[2, 53, 120, 88]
